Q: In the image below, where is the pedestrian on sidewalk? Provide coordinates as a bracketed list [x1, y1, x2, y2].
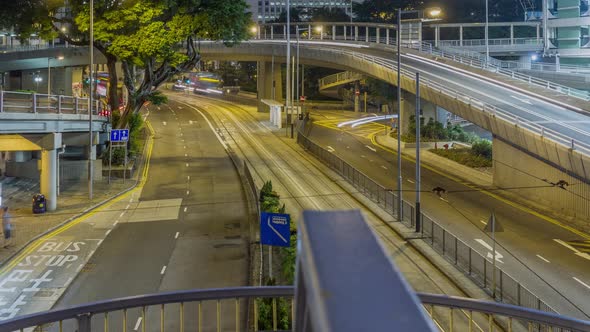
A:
[2, 207, 12, 248]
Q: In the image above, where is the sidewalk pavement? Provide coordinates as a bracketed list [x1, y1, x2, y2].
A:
[0, 177, 135, 265]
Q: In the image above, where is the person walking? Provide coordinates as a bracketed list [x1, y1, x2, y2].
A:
[2, 207, 12, 248]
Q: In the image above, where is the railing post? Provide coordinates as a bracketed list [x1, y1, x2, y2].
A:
[376, 28, 380, 44]
[365, 27, 369, 42]
[58, 95, 62, 114]
[32, 93, 37, 113]
[571, 139, 575, 150]
[468, 248, 472, 275]
[386, 29, 390, 45]
[454, 238, 458, 264]
[332, 26, 336, 41]
[355, 26, 359, 41]
[283, 25, 286, 40]
[484, 259, 487, 288]
[77, 313, 92, 332]
[517, 283, 521, 306]
[0, 90, 3, 112]
[75, 97, 79, 114]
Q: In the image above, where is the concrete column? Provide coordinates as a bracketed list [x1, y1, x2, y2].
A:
[332, 26, 336, 40]
[355, 26, 359, 41]
[435, 26, 440, 47]
[344, 25, 347, 40]
[376, 28, 380, 43]
[459, 26, 463, 46]
[436, 106, 449, 127]
[308, 25, 311, 40]
[398, 91, 437, 135]
[354, 81, 361, 112]
[40, 149, 57, 211]
[365, 27, 369, 42]
[386, 29, 390, 44]
[257, 61, 283, 112]
[510, 25, 514, 45]
[283, 25, 286, 39]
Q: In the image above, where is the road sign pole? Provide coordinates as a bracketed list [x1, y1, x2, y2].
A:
[124, 143, 127, 184]
[108, 140, 112, 184]
[269, 246, 273, 280]
[492, 212, 496, 298]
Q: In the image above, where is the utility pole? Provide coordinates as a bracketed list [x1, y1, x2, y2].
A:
[485, 0, 490, 63]
[415, 72, 421, 233]
[88, 0, 94, 200]
[285, 0, 291, 137]
[396, 9, 403, 224]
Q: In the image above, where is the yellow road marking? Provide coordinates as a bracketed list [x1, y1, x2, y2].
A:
[368, 132, 590, 241]
[0, 120, 156, 275]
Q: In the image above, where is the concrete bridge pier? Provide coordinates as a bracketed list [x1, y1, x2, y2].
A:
[397, 90, 442, 135]
[39, 133, 61, 212]
[257, 60, 283, 112]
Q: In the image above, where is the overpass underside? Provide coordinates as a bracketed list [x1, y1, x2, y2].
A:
[201, 42, 590, 228]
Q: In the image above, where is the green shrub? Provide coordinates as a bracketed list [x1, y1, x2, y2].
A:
[471, 139, 492, 159]
[430, 148, 492, 168]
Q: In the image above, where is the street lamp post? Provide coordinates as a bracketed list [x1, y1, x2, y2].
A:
[88, 0, 94, 200]
[485, 0, 490, 63]
[396, 7, 441, 225]
[285, 0, 291, 137]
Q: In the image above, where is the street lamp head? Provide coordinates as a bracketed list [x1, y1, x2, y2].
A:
[250, 26, 257, 34]
[61, 26, 67, 33]
[57, 56, 64, 60]
[426, 7, 442, 18]
[315, 26, 323, 33]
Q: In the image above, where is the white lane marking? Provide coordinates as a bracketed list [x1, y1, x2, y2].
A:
[113, 220, 119, 226]
[177, 106, 183, 110]
[119, 212, 125, 218]
[381, 165, 388, 170]
[125, 204, 130, 210]
[187, 176, 190, 181]
[346, 146, 350, 149]
[480, 220, 487, 225]
[134, 317, 143, 331]
[361, 155, 366, 158]
[180, 133, 183, 137]
[574, 277, 590, 290]
[186, 190, 190, 195]
[175, 232, 180, 239]
[160, 266, 167, 275]
[162, 121, 167, 126]
[189, 120, 194, 124]
[326, 146, 335, 153]
[439, 197, 449, 202]
[183, 145, 186, 149]
[365, 145, 377, 152]
[407, 179, 415, 184]
[178, 101, 229, 149]
[105, 230, 111, 236]
[185, 153, 188, 157]
[184, 207, 187, 213]
[511, 95, 533, 105]
[369, 159, 374, 162]
[186, 163, 189, 167]
[475, 239, 504, 263]
[157, 107, 161, 111]
[536, 255, 550, 263]
[129, 198, 133, 203]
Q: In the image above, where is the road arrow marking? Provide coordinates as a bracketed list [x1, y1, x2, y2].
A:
[475, 239, 504, 263]
[268, 216, 288, 243]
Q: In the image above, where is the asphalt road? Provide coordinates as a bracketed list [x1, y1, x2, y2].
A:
[49, 100, 251, 331]
[304, 114, 590, 319]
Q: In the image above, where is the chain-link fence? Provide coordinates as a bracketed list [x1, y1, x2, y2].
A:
[297, 131, 557, 315]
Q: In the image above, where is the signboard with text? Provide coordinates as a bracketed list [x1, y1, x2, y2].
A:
[260, 212, 291, 247]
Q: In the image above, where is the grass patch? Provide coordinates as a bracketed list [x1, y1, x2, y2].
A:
[430, 148, 492, 168]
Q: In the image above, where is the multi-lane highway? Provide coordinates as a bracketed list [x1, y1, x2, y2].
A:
[304, 110, 590, 319]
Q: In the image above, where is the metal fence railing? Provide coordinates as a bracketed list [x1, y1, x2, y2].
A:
[0, 90, 102, 115]
[296, 131, 558, 316]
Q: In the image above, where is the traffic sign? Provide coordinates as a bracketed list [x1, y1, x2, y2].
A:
[260, 212, 291, 247]
[299, 95, 306, 101]
[110, 129, 130, 142]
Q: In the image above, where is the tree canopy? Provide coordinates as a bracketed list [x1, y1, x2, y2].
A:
[2, 0, 251, 127]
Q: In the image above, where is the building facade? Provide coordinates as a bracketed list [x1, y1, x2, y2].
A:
[544, 0, 590, 64]
[248, 0, 357, 22]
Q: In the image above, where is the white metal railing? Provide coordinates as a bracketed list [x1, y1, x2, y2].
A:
[254, 25, 590, 102]
[437, 37, 543, 48]
[293, 44, 590, 157]
[0, 90, 102, 115]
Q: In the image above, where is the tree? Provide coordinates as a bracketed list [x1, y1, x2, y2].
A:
[309, 7, 350, 22]
[4, 0, 251, 127]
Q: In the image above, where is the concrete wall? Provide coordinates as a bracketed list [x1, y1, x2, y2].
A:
[493, 138, 590, 231]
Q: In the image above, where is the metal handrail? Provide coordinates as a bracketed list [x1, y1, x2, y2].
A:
[2, 286, 589, 331]
[418, 293, 590, 330]
[0, 90, 102, 115]
[0, 286, 294, 331]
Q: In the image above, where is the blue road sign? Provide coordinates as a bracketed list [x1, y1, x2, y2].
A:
[110, 129, 130, 142]
[260, 212, 291, 247]
[120, 129, 129, 142]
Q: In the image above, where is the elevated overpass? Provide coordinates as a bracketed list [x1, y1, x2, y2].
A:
[0, 90, 109, 211]
[1, 22, 589, 224]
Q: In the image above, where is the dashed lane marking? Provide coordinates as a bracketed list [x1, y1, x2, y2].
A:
[175, 232, 180, 239]
[573, 277, 590, 290]
[160, 266, 167, 275]
[134, 317, 143, 331]
[536, 255, 550, 263]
